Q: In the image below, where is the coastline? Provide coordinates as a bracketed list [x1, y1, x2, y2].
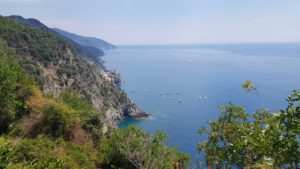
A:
[101, 65, 150, 123]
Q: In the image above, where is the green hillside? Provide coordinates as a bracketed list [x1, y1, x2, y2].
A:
[0, 16, 189, 169]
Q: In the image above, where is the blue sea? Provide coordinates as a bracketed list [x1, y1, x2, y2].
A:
[102, 43, 300, 164]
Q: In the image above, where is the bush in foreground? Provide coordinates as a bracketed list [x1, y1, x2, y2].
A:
[199, 90, 300, 169]
[99, 125, 190, 169]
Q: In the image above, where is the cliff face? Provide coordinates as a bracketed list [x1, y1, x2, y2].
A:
[0, 16, 148, 124]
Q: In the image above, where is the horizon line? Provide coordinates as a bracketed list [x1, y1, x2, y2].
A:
[115, 41, 300, 46]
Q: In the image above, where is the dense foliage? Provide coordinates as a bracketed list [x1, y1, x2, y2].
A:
[198, 86, 300, 168]
[0, 136, 97, 169]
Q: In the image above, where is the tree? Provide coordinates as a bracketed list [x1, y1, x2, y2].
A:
[198, 88, 300, 168]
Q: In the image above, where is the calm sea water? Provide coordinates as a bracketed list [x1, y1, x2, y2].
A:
[102, 43, 300, 164]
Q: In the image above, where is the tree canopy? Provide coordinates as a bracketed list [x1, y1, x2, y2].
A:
[198, 83, 300, 169]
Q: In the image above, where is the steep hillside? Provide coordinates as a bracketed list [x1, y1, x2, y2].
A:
[0, 15, 148, 123]
[0, 38, 189, 168]
[52, 28, 116, 50]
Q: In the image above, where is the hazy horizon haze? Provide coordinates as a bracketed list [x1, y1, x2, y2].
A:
[1, 0, 300, 45]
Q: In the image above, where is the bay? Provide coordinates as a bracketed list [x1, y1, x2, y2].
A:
[102, 43, 300, 163]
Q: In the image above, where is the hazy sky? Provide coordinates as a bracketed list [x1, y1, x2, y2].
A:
[1, 0, 300, 45]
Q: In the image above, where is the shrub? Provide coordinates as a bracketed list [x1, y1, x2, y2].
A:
[0, 135, 97, 169]
[99, 125, 190, 169]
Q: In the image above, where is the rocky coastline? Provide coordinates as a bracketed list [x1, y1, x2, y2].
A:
[102, 69, 150, 124]
[121, 103, 150, 119]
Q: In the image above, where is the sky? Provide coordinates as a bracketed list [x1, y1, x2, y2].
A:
[0, 0, 300, 45]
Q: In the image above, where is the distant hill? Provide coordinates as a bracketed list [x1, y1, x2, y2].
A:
[52, 28, 116, 50]
[8, 15, 49, 30]
[8, 15, 105, 64]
